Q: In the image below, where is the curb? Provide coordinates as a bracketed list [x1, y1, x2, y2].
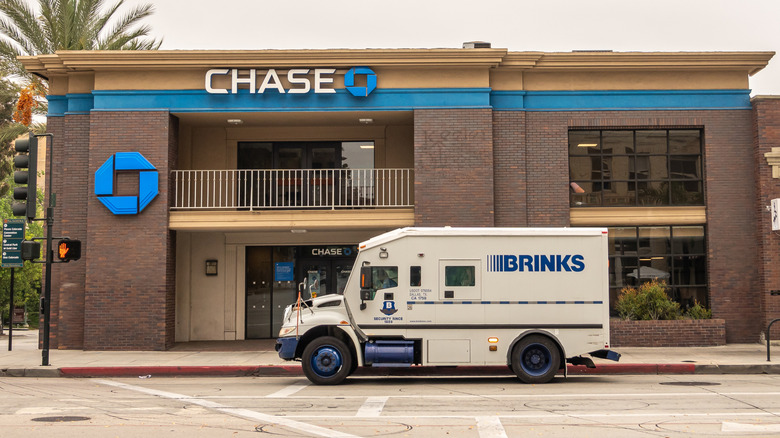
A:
[3, 362, 777, 378]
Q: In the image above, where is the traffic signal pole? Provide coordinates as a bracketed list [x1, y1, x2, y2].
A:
[38, 133, 54, 367]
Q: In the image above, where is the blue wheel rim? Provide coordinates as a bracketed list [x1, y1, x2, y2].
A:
[520, 343, 552, 377]
[310, 346, 342, 377]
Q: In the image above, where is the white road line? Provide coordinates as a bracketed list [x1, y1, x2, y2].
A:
[195, 391, 780, 400]
[278, 411, 780, 420]
[265, 382, 310, 398]
[93, 379, 359, 438]
[722, 422, 780, 432]
[476, 416, 509, 438]
[356, 396, 388, 417]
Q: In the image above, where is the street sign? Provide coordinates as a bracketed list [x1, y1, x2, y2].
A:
[2, 218, 25, 268]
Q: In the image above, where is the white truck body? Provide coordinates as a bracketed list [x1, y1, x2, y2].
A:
[276, 227, 619, 384]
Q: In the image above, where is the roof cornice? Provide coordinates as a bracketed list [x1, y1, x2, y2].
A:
[19, 49, 774, 79]
[19, 48, 508, 75]
[527, 51, 775, 76]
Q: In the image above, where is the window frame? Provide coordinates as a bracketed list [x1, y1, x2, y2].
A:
[607, 225, 708, 310]
[569, 129, 704, 207]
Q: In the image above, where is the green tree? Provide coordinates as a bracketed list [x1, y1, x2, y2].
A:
[0, 0, 162, 125]
[1, 173, 43, 328]
[0, 0, 162, 78]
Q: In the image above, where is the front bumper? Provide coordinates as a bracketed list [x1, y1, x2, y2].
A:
[276, 337, 299, 360]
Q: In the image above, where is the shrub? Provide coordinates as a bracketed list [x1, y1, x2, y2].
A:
[686, 300, 712, 320]
[615, 280, 681, 321]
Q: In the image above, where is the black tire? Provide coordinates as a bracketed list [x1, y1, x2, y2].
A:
[511, 335, 561, 384]
[301, 336, 352, 385]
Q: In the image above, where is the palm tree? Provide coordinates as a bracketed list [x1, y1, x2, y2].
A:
[0, 0, 162, 79]
[0, 0, 161, 184]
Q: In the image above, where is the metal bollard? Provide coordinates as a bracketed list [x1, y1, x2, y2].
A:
[771, 290, 780, 362]
[769, 318, 780, 362]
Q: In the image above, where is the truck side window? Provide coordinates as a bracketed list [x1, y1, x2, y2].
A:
[373, 267, 398, 291]
[445, 266, 475, 287]
[410, 266, 421, 286]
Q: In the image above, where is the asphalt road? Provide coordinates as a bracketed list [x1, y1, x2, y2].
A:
[2, 374, 780, 437]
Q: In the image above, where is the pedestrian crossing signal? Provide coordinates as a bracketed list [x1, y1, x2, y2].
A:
[57, 239, 81, 262]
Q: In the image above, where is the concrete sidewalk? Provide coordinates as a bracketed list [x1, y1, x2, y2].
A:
[2, 329, 779, 378]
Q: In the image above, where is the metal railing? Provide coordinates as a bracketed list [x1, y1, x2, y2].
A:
[170, 168, 414, 210]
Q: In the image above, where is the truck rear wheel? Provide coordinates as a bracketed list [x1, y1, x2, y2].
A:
[511, 335, 560, 384]
[302, 336, 352, 385]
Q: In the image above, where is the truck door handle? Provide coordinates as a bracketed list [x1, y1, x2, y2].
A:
[444, 290, 454, 299]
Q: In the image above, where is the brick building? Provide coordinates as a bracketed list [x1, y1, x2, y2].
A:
[18, 47, 780, 349]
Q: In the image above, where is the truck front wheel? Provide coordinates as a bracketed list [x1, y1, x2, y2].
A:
[511, 335, 561, 384]
[302, 336, 353, 385]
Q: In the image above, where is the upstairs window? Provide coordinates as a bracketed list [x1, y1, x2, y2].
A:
[569, 130, 703, 207]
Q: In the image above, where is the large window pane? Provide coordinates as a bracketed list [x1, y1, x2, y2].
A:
[341, 141, 374, 169]
[569, 156, 600, 180]
[636, 130, 667, 154]
[671, 181, 704, 205]
[674, 255, 706, 285]
[602, 131, 633, 154]
[638, 181, 670, 205]
[671, 226, 705, 254]
[669, 130, 701, 154]
[639, 227, 671, 255]
[610, 256, 638, 288]
[609, 227, 638, 255]
[670, 156, 701, 179]
[603, 156, 632, 181]
[569, 131, 600, 155]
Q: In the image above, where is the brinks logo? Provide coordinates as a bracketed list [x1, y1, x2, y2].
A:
[487, 254, 585, 272]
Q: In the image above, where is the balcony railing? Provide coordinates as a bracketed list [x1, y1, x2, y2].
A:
[171, 169, 414, 210]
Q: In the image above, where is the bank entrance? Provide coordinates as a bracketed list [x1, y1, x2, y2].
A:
[245, 245, 357, 339]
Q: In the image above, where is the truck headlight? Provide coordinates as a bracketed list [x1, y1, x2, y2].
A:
[279, 326, 296, 337]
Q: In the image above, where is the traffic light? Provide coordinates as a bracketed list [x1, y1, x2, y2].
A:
[21, 240, 41, 261]
[57, 239, 81, 262]
[12, 133, 38, 221]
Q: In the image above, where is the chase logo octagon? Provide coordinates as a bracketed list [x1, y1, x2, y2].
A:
[94, 152, 159, 215]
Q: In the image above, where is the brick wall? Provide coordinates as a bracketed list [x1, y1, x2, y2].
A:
[51, 114, 91, 348]
[414, 109, 495, 227]
[82, 111, 175, 350]
[610, 319, 726, 347]
[493, 111, 528, 226]
[753, 97, 780, 341]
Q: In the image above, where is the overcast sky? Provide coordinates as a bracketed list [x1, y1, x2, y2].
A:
[131, 0, 778, 95]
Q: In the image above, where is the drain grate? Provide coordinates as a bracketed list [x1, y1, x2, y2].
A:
[31, 416, 91, 423]
[659, 381, 721, 386]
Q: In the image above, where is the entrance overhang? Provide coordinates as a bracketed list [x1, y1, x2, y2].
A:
[169, 208, 414, 232]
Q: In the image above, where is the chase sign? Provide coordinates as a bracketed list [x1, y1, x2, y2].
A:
[95, 152, 158, 215]
[205, 66, 377, 96]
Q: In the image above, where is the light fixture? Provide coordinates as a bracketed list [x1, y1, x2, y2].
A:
[359, 118, 374, 124]
[205, 259, 218, 276]
[577, 143, 598, 147]
[360, 144, 375, 149]
[290, 229, 307, 234]
[227, 119, 243, 125]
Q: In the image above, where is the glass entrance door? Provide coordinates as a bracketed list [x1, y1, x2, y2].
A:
[245, 246, 296, 339]
[297, 257, 355, 298]
[246, 247, 273, 338]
